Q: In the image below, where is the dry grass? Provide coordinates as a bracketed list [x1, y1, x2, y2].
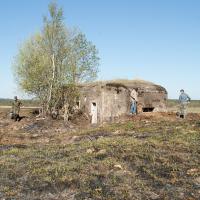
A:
[0, 112, 200, 199]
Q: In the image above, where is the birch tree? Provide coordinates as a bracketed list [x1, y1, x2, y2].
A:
[13, 2, 99, 114]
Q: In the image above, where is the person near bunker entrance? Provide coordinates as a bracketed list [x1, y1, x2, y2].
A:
[130, 97, 137, 114]
[179, 89, 191, 119]
[11, 96, 22, 121]
[130, 88, 138, 114]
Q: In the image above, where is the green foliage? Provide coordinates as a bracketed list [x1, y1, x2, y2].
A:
[67, 32, 99, 83]
[13, 1, 99, 113]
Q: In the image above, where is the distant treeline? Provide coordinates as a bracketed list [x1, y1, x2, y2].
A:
[167, 99, 200, 107]
[0, 98, 40, 107]
[1, 98, 199, 108]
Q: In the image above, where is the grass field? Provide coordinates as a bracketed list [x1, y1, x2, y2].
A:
[0, 98, 39, 107]
[0, 98, 200, 199]
[167, 100, 200, 113]
[0, 112, 200, 199]
[1, 99, 200, 112]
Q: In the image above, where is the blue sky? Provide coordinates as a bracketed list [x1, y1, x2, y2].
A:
[0, 0, 200, 99]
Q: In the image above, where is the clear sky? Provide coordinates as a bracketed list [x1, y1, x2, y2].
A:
[0, 0, 200, 99]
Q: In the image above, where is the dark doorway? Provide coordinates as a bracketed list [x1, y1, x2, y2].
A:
[142, 107, 154, 112]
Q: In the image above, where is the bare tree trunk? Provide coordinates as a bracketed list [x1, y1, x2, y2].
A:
[63, 103, 69, 122]
[46, 54, 56, 113]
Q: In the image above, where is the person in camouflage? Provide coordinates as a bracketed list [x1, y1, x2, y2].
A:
[179, 89, 191, 119]
[11, 96, 22, 121]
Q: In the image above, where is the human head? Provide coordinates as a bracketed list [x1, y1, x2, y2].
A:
[180, 89, 184, 93]
[14, 96, 18, 100]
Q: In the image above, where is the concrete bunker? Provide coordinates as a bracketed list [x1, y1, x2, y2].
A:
[64, 80, 168, 123]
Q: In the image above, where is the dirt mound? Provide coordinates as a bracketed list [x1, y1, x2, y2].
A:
[0, 107, 92, 146]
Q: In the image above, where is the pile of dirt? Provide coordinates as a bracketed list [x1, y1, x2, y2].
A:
[0, 107, 92, 146]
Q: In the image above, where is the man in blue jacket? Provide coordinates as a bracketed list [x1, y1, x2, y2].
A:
[179, 89, 191, 119]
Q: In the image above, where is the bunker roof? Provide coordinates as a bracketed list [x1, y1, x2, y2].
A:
[79, 79, 167, 94]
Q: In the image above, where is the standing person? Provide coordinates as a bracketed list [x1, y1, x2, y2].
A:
[179, 89, 191, 119]
[130, 97, 137, 115]
[130, 88, 138, 114]
[11, 96, 22, 121]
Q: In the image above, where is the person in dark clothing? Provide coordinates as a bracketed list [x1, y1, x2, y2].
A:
[11, 96, 22, 121]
